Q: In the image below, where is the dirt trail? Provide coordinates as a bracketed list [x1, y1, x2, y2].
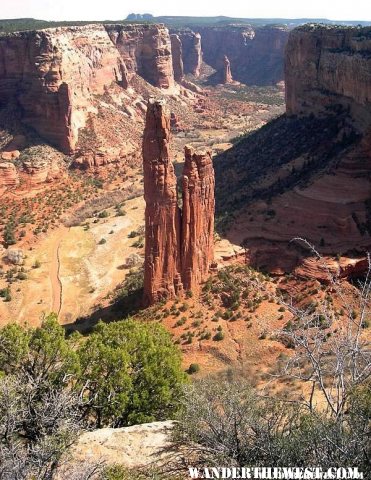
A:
[50, 228, 66, 315]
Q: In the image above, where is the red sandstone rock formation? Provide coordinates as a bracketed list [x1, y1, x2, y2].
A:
[170, 34, 184, 82]
[1, 150, 20, 161]
[0, 26, 125, 154]
[0, 24, 176, 155]
[285, 25, 371, 122]
[20, 159, 60, 186]
[177, 31, 202, 77]
[182, 146, 215, 292]
[106, 24, 175, 89]
[143, 100, 215, 304]
[0, 162, 19, 189]
[73, 145, 137, 170]
[222, 55, 233, 84]
[216, 25, 371, 276]
[170, 113, 183, 132]
[143, 99, 183, 305]
[196, 25, 288, 85]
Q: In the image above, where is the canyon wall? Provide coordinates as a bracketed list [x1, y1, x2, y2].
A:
[106, 24, 175, 89]
[195, 25, 289, 85]
[215, 24, 371, 273]
[170, 34, 184, 82]
[0, 21, 289, 160]
[285, 25, 371, 127]
[143, 100, 215, 305]
[0, 25, 126, 153]
[177, 31, 202, 77]
[0, 23, 176, 154]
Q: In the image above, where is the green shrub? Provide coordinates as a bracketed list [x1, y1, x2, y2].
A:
[175, 317, 187, 327]
[187, 363, 200, 375]
[98, 210, 109, 218]
[213, 330, 224, 341]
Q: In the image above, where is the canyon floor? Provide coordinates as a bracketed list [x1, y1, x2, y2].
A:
[0, 81, 367, 385]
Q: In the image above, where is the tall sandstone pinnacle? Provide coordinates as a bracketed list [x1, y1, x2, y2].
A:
[143, 99, 183, 305]
[222, 55, 233, 84]
[182, 146, 215, 292]
[170, 34, 184, 82]
[143, 100, 215, 305]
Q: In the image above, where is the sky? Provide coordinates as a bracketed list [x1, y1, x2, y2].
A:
[1, 0, 370, 22]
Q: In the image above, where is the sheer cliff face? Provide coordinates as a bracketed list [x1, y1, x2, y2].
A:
[106, 24, 175, 89]
[143, 100, 215, 305]
[0, 25, 126, 153]
[215, 25, 371, 272]
[0, 24, 175, 154]
[195, 25, 289, 85]
[177, 31, 202, 77]
[170, 34, 184, 82]
[285, 25, 371, 125]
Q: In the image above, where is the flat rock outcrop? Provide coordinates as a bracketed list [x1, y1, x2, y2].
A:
[65, 421, 176, 472]
[143, 100, 215, 305]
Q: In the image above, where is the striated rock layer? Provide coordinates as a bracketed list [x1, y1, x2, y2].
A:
[195, 25, 289, 85]
[182, 146, 215, 292]
[143, 99, 183, 305]
[0, 162, 19, 189]
[214, 25, 371, 277]
[0, 23, 176, 154]
[285, 25, 371, 124]
[143, 100, 215, 305]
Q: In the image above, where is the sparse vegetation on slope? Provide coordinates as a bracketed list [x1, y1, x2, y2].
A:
[214, 112, 359, 233]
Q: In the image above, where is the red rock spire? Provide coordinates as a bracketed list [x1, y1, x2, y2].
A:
[222, 55, 233, 84]
[143, 99, 183, 305]
[143, 100, 215, 305]
[181, 146, 215, 292]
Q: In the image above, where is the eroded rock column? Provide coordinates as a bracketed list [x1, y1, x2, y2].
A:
[143, 99, 183, 305]
[143, 100, 215, 305]
[170, 34, 184, 82]
[222, 55, 233, 84]
[181, 146, 215, 293]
